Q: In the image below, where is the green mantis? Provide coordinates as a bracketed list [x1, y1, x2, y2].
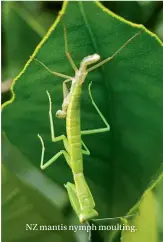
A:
[36, 26, 141, 223]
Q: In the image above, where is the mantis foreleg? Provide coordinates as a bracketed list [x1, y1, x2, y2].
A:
[65, 181, 99, 223]
[65, 175, 98, 223]
[81, 82, 110, 135]
[64, 182, 81, 216]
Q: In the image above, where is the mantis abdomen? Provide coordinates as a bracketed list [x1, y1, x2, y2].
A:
[67, 85, 83, 173]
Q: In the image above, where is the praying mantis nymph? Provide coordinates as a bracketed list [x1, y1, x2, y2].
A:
[35, 26, 141, 223]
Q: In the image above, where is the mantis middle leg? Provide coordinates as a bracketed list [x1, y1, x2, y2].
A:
[82, 140, 90, 155]
[81, 82, 110, 135]
[38, 134, 70, 169]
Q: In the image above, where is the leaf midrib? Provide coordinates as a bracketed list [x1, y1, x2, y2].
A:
[78, 1, 118, 217]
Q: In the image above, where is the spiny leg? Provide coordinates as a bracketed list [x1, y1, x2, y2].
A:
[33, 57, 73, 80]
[63, 25, 78, 72]
[65, 180, 98, 223]
[87, 31, 141, 73]
[82, 140, 90, 156]
[81, 82, 110, 135]
[38, 134, 71, 169]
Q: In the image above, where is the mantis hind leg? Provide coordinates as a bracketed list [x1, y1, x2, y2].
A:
[63, 26, 78, 72]
[87, 31, 141, 73]
[81, 82, 110, 135]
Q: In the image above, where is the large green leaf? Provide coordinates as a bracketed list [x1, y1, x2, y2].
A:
[2, 1, 163, 222]
[121, 190, 158, 242]
[2, 134, 78, 242]
[154, 176, 163, 242]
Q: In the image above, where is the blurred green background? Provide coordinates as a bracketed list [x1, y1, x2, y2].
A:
[1, 2, 163, 242]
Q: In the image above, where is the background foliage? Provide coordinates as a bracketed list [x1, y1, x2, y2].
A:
[2, 1, 163, 242]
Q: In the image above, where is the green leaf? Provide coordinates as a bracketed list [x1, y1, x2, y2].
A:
[103, 2, 143, 23]
[154, 176, 163, 241]
[121, 190, 158, 242]
[2, 2, 47, 79]
[2, 134, 77, 242]
[2, 0, 163, 223]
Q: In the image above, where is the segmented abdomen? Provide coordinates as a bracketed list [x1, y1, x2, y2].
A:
[66, 85, 83, 174]
[66, 83, 96, 212]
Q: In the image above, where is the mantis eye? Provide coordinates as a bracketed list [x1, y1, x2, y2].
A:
[56, 110, 66, 119]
